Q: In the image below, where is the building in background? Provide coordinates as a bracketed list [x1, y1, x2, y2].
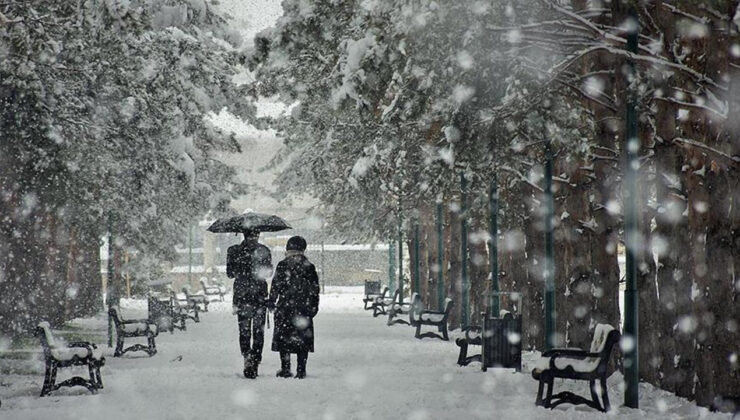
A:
[166, 209, 390, 293]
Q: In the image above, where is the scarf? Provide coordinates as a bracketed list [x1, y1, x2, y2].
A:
[286, 250, 304, 258]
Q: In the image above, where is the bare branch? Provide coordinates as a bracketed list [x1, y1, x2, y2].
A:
[673, 137, 740, 164]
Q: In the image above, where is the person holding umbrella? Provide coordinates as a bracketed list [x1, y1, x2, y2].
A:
[227, 229, 273, 378]
[208, 211, 291, 379]
[269, 236, 320, 379]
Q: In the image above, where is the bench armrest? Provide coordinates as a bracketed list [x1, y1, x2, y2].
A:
[461, 325, 482, 340]
[422, 310, 446, 315]
[121, 318, 154, 325]
[542, 347, 586, 357]
[545, 349, 599, 359]
[68, 341, 97, 350]
[461, 325, 482, 332]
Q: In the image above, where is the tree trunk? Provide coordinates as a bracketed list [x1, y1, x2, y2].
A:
[418, 203, 432, 307]
[523, 203, 545, 351]
[654, 97, 689, 393]
[427, 202, 442, 310]
[557, 155, 594, 349]
[447, 201, 462, 329]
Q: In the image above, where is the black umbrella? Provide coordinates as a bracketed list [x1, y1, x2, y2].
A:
[206, 212, 292, 233]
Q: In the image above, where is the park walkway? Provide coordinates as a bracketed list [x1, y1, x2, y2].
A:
[0, 290, 729, 419]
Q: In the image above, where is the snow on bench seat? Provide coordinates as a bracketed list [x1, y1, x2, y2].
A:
[419, 313, 444, 323]
[36, 321, 105, 396]
[531, 323, 620, 412]
[121, 322, 158, 335]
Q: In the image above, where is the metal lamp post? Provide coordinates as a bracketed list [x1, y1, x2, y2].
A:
[489, 174, 499, 316]
[623, 10, 640, 409]
[436, 200, 445, 310]
[398, 224, 404, 302]
[106, 211, 116, 348]
[544, 141, 555, 350]
[388, 241, 396, 292]
[461, 172, 469, 328]
[414, 223, 420, 295]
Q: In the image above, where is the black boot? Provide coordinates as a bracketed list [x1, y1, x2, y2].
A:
[296, 352, 307, 379]
[243, 355, 257, 379]
[276, 352, 292, 378]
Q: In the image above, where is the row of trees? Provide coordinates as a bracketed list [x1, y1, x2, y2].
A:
[0, 0, 249, 333]
[251, 0, 739, 408]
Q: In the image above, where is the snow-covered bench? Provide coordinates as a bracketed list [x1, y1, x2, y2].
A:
[456, 325, 483, 365]
[371, 287, 393, 317]
[200, 278, 226, 302]
[409, 293, 454, 341]
[362, 280, 382, 310]
[148, 295, 182, 333]
[109, 306, 158, 357]
[170, 288, 199, 323]
[386, 289, 411, 326]
[532, 323, 620, 412]
[36, 321, 105, 396]
[182, 286, 209, 312]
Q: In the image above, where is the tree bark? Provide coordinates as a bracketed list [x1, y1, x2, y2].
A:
[446, 200, 462, 329]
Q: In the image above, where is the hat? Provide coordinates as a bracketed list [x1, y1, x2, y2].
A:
[286, 236, 307, 251]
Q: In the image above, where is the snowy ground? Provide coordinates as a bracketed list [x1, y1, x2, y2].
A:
[0, 287, 732, 419]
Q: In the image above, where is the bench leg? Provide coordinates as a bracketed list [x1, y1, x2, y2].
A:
[95, 365, 104, 389]
[457, 340, 469, 366]
[40, 363, 56, 397]
[88, 364, 103, 390]
[535, 378, 545, 406]
[114, 336, 124, 357]
[600, 377, 610, 412]
[588, 379, 604, 411]
[148, 335, 157, 356]
[440, 324, 449, 341]
[386, 309, 395, 325]
[415, 323, 422, 339]
[544, 377, 554, 408]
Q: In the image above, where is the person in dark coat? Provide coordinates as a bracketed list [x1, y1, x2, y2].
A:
[268, 236, 320, 379]
[227, 230, 273, 379]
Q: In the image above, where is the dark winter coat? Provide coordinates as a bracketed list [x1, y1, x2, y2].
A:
[227, 240, 272, 310]
[269, 252, 320, 353]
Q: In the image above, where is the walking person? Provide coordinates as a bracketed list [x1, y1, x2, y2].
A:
[228, 229, 273, 379]
[269, 236, 320, 379]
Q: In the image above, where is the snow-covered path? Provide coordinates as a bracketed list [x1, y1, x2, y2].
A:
[0, 290, 731, 419]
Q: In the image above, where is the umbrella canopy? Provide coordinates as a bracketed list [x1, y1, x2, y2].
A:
[206, 212, 292, 233]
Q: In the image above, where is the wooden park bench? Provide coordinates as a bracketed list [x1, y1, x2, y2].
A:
[386, 289, 411, 326]
[409, 293, 454, 341]
[170, 288, 199, 323]
[532, 323, 620, 412]
[148, 295, 184, 333]
[200, 277, 226, 302]
[182, 286, 209, 312]
[109, 306, 158, 357]
[456, 325, 483, 366]
[362, 280, 382, 310]
[36, 321, 105, 396]
[371, 287, 394, 317]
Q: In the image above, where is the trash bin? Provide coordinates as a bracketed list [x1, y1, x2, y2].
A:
[482, 292, 522, 372]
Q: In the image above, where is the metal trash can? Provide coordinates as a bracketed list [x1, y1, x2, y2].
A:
[482, 291, 522, 371]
